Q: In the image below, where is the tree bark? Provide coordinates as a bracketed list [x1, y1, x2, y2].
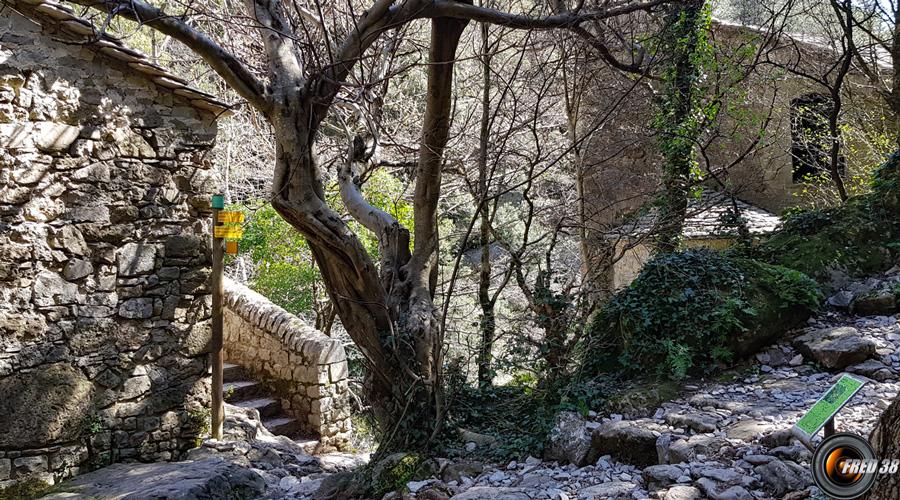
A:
[826, 0, 852, 202]
[891, 17, 900, 147]
[476, 20, 496, 387]
[866, 397, 900, 499]
[655, 0, 704, 254]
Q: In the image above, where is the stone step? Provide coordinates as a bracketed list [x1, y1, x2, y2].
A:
[264, 417, 300, 437]
[234, 397, 282, 418]
[223, 381, 262, 402]
[223, 362, 245, 383]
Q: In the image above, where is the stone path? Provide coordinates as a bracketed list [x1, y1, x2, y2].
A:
[417, 310, 900, 500]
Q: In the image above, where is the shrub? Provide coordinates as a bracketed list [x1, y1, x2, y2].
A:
[755, 152, 900, 281]
[582, 249, 821, 379]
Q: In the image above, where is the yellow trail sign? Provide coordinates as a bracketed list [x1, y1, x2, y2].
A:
[217, 211, 245, 223]
[214, 226, 244, 239]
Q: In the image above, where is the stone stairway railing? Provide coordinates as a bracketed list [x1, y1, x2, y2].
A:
[222, 277, 351, 450]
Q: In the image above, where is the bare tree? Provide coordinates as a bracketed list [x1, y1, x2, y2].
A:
[71, 0, 673, 451]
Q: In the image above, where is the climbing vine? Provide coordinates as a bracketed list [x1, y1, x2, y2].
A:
[653, 0, 714, 252]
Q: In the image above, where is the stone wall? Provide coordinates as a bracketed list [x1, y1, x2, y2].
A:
[612, 238, 733, 289]
[223, 278, 352, 450]
[580, 21, 888, 235]
[0, 6, 219, 491]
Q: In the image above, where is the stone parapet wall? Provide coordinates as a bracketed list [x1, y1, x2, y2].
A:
[223, 278, 352, 449]
[0, 6, 218, 491]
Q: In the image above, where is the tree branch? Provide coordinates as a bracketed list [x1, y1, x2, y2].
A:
[337, 156, 398, 235]
[246, 0, 304, 94]
[70, 0, 270, 111]
[421, 0, 669, 29]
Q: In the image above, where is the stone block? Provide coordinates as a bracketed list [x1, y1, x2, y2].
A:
[117, 242, 157, 276]
[164, 234, 207, 259]
[13, 455, 48, 474]
[63, 259, 93, 280]
[329, 362, 348, 383]
[122, 376, 152, 399]
[23, 197, 65, 222]
[119, 298, 153, 319]
[311, 397, 332, 413]
[33, 122, 81, 152]
[65, 205, 110, 223]
[33, 271, 79, 307]
[0, 363, 93, 449]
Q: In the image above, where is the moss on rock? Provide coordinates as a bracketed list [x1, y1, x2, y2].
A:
[756, 153, 900, 282]
[369, 452, 436, 497]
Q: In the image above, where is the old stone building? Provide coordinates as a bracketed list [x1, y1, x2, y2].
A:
[606, 191, 782, 288]
[0, 0, 227, 489]
[580, 19, 889, 286]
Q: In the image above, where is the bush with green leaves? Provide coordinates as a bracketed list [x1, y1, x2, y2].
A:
[755, 152, 900, 282]
[583, 249, 822, 379]
[232, 203, 321, 316]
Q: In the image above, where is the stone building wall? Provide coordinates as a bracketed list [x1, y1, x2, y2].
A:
[612, 238, 732, 289]
[580, 20, 888, 236]
[223, 278, 352, 450]
[0, 4, 221, 491]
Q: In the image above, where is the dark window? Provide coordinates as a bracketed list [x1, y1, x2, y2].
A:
[790, 94, 844, 182]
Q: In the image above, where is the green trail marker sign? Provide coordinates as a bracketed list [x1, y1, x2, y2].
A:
[794, 374, 866, 438]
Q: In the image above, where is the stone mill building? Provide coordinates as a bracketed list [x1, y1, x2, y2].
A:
[0, 0, 350, 490]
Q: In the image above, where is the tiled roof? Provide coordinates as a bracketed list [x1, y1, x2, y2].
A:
[606, 191, 782, 240]
[3, 0, 232, 116]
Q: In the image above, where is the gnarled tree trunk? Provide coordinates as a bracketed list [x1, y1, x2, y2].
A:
[279, 10, 470, 452]
[866, 397, 900, 498]
[71, 0, 674, 455]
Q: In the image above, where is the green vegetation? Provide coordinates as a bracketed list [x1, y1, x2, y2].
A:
[446, 384, 558, 460]
[0, 477, 55, 500]
[652, 0, 713, 251]
[368, 452, 432, 497]
[86, 415, 103, 435]
[755, 153, 900, 282]
[231, 171, 414, 318]
[233, 203, 321, 315]
[582, 249, 821, 380]
[188, 408, 211, 447]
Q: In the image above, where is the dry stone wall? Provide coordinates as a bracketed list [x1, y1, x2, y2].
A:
[0, 6, 219, 490]
[223, 278, 352, 450]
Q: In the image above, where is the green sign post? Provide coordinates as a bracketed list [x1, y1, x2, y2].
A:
[794, 374, 866, 438]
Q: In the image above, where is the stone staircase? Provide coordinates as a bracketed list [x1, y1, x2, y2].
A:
[223, 362, 302, 437]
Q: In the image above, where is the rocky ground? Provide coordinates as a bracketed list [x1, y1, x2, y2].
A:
[43, 272, 900, 499]
[429, 311, 899, 500]
[374, 272, 900, 500]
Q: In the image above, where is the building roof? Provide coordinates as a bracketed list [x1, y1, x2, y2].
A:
[3, 0, 232, 116]
[606, 190, 782, 241]
[712, 17, 893, 71]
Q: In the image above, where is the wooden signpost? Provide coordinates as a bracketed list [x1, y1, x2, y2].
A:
[210, 194, 243, 440]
